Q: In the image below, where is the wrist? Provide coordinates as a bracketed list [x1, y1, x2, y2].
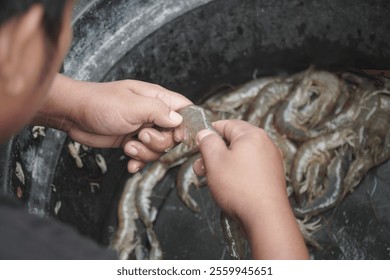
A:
[32, 74, 83, 132]
[237, 193, 308, 259]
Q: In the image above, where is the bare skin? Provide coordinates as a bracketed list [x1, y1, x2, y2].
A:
[33, 74, 192, 173]
[193, 120, 308, 260]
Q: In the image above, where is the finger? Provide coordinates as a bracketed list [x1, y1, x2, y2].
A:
[196, 129, 228, 165]
[212, 119, 252, 144]
[173, 125, 185, 142]
[132, 95, 184, 128]
[124, 140, 162, 162]
[138, 128, 176, 153]
[213, 120, 274, 154]
[127, 159, 146, 173]
[193, 157, 206, 177]
[126, 80, 193, 110]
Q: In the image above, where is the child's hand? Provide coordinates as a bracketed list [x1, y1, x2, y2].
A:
[34, 74, 192, 172]
[194, 120, 308, 259]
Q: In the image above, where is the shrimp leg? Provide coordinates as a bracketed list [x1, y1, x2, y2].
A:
[291, 127, 355, 197]
[294, 146, 353, 217]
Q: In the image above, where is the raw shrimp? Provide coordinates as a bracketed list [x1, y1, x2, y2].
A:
[136, 162, 167, 228]
[261, 111, 297, 179]
[291, 127, 355, 199]
[111, 173, 142, 259]
[176, 154, 203, 212]
[146, 228, 163, 260]
[245, 81, 293, 126]
[220, 212, 246, 260]
[275, 70, 340, 141]
[294, 146, 353, 217]
[203, 76, 278, 114]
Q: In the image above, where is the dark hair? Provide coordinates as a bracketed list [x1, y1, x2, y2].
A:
[0, 0, 68, 44]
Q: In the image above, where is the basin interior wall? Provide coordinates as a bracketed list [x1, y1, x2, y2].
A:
[1, 0, 390, 259]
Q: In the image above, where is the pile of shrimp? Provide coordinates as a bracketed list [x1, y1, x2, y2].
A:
[110, 67, 390, 259]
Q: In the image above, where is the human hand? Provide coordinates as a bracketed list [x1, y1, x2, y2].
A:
[193, 119, 287, 221]
[193, 120, 308, 259]
[34, 75, 192, 172]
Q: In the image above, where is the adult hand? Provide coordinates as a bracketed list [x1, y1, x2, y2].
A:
[34, 74, 192, 172]
[193, 120, 308, 259]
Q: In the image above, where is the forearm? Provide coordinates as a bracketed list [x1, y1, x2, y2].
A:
[32, 74, 83, 131]
[241, 195, 309, 260]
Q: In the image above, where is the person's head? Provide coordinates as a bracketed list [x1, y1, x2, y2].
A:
[0, 0, 74, 142]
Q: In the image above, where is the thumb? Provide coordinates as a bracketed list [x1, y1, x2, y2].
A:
[139, 97, 183, 128]
[196, 129, 228, 166]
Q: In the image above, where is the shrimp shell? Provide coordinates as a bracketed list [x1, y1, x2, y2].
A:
[203, 77, 278, 114]
[294, 146, 353, 217]
[176, 154, 202, 212]
[244, 81, 292, 126]
[274, 70, 340, 141]
[136, 162, 167, 228]
[146, 228, 163, 260]
[220, 212, 246, 260]
[111, 173, 142, 259]
[291, 127, 356, 198]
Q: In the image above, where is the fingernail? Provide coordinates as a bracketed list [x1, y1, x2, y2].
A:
[129, 167, 139, 174]
[139, 132, 151, 144]
[127, 146, 138, 156]
[169, 111, 183, 123]
[196, 129, 214, 145]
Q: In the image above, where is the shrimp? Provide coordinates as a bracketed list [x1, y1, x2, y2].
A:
[136, 162, 167, 228]
[203, 76, 278, 114]
[244, 81, 293, 126]
[261, 111, 297, 179]
[291, 127, 356, 198]
[294, 145, 353, 217]
[111, 173, 142, 260]
[220, 212, 246, 260]
[177, 105, 222, 148]
[275, 70, 340, 141]
[343, 110, 390, 194]
[176, 154, 203, 212]
[298, 157, 329, 204]
[146, 228, 163, 260]
[296, 217, 322, 249]
[307, 78, 384, 137]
